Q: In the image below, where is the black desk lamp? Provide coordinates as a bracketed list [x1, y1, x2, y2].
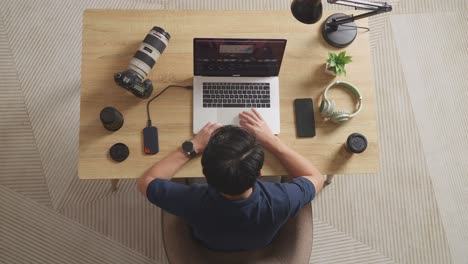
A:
[291, 0, 392, 48]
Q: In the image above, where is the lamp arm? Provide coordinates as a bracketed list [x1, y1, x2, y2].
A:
[327, 0, 392, 26]
[328, 0, 391, 9]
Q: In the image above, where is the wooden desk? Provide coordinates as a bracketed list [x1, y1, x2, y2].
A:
[80, 10, 379, 180]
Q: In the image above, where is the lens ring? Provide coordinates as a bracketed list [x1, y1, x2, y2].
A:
[143, 34, 167, 54]
[152, 26, 171, 40]
[134, 50, 156, 68]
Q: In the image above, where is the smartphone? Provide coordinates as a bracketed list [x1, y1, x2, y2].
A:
[294, 98, 316, 137]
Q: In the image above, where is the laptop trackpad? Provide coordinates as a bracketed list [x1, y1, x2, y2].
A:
[218, 109, 243, 127]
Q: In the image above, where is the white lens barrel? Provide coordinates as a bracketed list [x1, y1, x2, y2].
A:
[127, 27, 169, 80]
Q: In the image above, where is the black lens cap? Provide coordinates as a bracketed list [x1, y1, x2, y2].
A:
[346, 133, 368, 154]
[109, 143, 129, 162]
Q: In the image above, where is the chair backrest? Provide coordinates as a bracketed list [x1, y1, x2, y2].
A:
[162, 203, 313, 264]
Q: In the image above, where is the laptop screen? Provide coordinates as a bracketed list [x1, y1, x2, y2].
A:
[194, 38, 287, 77]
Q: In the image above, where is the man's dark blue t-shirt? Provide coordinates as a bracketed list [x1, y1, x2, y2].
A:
[146, 177, 315, 251]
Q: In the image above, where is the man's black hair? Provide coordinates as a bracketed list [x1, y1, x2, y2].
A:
[202, 125, 264, 195]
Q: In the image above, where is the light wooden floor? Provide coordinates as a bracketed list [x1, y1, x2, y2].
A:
[1, 0, 466, 263]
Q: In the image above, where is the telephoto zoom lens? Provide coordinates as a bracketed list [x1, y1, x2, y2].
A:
[114, 26, 170, 99]
[128, 27, 171, 80]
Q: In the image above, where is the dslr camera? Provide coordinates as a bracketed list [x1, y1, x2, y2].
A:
[114, 26, 171, 99]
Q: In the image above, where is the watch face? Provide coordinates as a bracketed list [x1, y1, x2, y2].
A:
[182, 141, 196, 157]
[182, 141, 194, 153]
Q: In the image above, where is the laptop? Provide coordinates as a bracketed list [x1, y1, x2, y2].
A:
[193, 38, 287, 134]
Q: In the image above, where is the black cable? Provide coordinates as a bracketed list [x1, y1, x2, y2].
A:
[146, 84, 193, 127]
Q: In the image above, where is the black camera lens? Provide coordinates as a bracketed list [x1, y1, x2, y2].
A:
[100, 107, 124, 131]
[345, 133, 368, 154]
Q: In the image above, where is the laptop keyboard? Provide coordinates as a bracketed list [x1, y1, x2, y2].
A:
[202, 82, 271, 108]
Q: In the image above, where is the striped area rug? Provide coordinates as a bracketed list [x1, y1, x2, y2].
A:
[1, 0, 466, 263]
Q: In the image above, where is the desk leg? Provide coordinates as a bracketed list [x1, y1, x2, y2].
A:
[111, 179, 119, 192]
[325, 174, 335, 186]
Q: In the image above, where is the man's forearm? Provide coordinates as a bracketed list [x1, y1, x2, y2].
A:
[144, 147, 189, 179]
[264, 137, 322, 178]
[137, 147, 189, 194]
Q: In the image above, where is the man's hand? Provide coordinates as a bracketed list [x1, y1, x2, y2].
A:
[192, 122, 223, 154]
[239, 109, 276, 147]
[240, 109, 324, 193]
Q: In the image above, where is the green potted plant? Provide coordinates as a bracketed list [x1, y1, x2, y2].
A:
[325, 51, 352, 76]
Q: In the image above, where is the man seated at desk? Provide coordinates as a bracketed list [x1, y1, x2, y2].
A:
[138, 109, 324, 251]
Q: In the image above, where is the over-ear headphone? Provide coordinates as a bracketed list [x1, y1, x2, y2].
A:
[319, 81, 363, 124]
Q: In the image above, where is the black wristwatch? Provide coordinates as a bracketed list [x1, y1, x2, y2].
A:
[182, 141, 197, 158]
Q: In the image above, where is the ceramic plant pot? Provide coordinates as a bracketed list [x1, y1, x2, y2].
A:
[325, 63, 336, 76]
